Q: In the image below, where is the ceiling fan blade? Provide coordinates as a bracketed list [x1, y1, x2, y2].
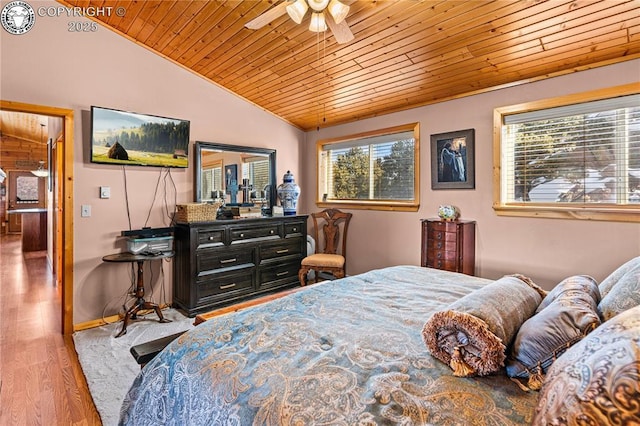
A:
[325, 12, 354, 44]
[245, 1, 289, 30]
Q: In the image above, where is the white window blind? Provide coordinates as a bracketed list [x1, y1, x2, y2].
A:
[242, 157, 270, 195]
[201, 166, 222, 200]
[500, 94, 640, 205]
[319, 131, 416, 201]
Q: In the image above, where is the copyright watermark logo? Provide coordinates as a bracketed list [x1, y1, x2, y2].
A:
[1, 1, 35, 35]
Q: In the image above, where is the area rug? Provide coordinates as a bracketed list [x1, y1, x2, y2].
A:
[73, 309, 195, 426]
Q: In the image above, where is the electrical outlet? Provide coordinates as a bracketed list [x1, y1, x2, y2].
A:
[81, 205, 91, 217]
[100, 186, 110, 199]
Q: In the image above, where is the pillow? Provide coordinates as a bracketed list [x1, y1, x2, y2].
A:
[506, 291, 601, 389]
[597, 262, 640, 321]
[422, 274, 544, 377]
[535, 275, 600, 313]
[598, 255, 640, 298]
[532, 305, 640, 425]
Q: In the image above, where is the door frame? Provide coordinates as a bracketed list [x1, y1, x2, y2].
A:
[1, 100, 74, 334]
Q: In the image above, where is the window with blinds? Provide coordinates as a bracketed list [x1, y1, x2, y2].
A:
[242, 156, 270, 196]
[494, 85, 639, 222]
[317, 123, 419, 211]
[201, 165, 222, 201]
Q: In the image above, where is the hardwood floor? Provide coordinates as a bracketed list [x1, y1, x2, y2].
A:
[0, 234, 101, 425]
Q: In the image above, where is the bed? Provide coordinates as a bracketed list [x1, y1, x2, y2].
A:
[120, 262, 640, 425]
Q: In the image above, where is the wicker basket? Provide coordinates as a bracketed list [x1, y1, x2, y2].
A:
[175, 202, 221, 223]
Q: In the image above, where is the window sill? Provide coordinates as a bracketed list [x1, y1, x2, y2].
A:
[493, 204, 640, 223]
[316, 200, 419, 212]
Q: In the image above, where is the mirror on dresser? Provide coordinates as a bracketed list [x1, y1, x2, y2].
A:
[194, 141, 276, 214]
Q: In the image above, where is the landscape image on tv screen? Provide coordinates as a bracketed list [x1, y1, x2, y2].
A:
[91, 106, 190, 168]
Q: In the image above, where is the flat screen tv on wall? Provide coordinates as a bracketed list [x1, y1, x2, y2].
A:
[90, 106, 190, 168]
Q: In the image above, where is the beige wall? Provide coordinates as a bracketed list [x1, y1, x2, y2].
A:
[1, 1, 304, 323]
[2, 1, 638, 324]
[300, 60, 640, 289]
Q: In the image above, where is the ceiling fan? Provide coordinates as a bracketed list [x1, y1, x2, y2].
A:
[245, 0, 355, 44]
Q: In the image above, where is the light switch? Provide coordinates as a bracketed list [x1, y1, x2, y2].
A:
[81, 205, 91, 217]
[100, 186, 110, 199]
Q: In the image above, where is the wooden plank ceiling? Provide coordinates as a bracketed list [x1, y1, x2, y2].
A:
[58, 0, 640, 130]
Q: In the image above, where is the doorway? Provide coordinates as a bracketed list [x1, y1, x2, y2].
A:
[0, 100, 74, 334]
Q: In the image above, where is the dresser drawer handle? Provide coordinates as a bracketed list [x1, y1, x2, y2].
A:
[276, 249, 289, 254]
[220, 258, 237, 264]
[208, 236, 215, 241]
[436, 232, 443, 240]
[437, 260, 442, 268]
[437, 242, 442, 249]
[270, 230, 275, 234]
[276, 271, 288, 277]
[220, 283, 236, 290]
[292, 227, 297, 232]
[437, 252, 442, 259]
[239, 233, 245, 238]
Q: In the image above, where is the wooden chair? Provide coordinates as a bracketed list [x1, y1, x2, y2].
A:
[298, 208, 352, 286]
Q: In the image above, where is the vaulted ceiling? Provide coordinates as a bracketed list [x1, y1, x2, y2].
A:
[58, 0, 640, 130]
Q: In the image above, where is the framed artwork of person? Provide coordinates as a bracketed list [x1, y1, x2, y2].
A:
[430, 129, 475, 190]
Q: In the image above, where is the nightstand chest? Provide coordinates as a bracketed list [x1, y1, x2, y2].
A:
[421, 218, 475, 276]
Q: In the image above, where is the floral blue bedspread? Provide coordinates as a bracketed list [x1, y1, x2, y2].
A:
[120, 265, 538, 425]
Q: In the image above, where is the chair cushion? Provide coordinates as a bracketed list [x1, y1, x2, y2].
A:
[301, 253, 345, 268]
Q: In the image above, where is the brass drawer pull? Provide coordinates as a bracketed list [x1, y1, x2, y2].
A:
[276, 271, 288, 277]
[220, 258, 237, 264]
[220, 283, 236, 290]
[276, 249, 289, 254]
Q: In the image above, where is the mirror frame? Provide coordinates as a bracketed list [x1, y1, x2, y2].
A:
[194, 141, 277, 209]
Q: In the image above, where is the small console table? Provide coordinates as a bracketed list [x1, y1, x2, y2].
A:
[102, 251, 174, 337]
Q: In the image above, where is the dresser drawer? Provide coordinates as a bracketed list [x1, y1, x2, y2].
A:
[427, 238, 458, 252]
[428, 221, 459, 232]
[426, 258, 458, 271]
[197, 247, 254, 273]
[428, 229, 458, 243]
[196, 228, 225, 248]
[230, 223, 280, 242]
[284, 221, 305, 236]
[197, 268, 254, 301]
[258, 261, 300, 290]
[260, 239, 303, 261]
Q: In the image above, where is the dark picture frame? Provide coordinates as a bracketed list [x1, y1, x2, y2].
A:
[430, 128, 475, 190]
[224, 164, 238, 190]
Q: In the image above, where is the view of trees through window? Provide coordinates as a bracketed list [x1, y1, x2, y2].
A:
[325, 138, 415, 201]
[505, 105, 640, 205]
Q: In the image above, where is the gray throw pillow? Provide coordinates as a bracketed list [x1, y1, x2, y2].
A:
[597, 262, 640, 321]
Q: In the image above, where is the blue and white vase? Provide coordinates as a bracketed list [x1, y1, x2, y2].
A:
[277, 170, 300, 216]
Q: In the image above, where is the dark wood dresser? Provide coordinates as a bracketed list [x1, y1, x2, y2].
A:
[173, 215, 308, 316]
[421, 218, 476, 276]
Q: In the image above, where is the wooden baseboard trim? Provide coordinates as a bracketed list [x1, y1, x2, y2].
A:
[73, 303, 172, 332]
[194, 287, 305, 325]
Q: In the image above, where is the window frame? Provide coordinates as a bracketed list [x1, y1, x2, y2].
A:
[316, 122, 420, 211]
[493, 83, 640, 223]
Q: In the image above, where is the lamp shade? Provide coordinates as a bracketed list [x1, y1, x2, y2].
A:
[309, 12, 327, 32]
[327, 0, 349, 24]
[286, 0, 308, 24]
[307, 0, 330, 12]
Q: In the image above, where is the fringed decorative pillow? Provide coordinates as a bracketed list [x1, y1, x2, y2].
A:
[506, 276, 601, 390]
[533, 305, 640, 425]
[422, 274, 544, 377]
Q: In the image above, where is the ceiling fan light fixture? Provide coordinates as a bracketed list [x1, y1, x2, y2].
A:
[309, 12, 327, 32]
[327, 0, 349, 24]
[286, 0, 308, 24]
[307, 0, 330, 12]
